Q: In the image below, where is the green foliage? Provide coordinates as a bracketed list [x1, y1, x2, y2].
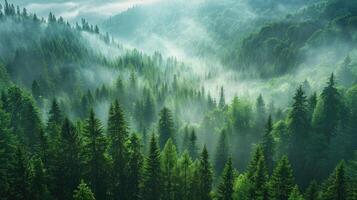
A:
[269, 156, 295, 200]
[158, 107, 175, 148]
[216, 158, 234, 200]
[73, 180, 96, 200]
[198, 145, 213, 200]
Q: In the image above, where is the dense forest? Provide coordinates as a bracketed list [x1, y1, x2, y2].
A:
[1, 0, 357, 200]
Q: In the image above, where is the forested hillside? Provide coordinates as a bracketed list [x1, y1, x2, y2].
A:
[1, 0, 357, 200]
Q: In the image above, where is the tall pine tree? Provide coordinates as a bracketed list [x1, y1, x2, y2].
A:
[216, 158, 234, 200]
[158, 107, 175, 148]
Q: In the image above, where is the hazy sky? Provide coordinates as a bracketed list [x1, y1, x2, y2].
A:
[10, 0, 159, 23]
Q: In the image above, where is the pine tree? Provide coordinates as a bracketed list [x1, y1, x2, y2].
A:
[255, 94, 266, 133]
[73, 180, 96, 200]
[269, 156, 295, 200]
[288, 186, 304, 200]
[158, 107, 175, 148]
[261, 115, 274, 172]
[247, 146, 269, 200]
[288, 86, 309, 184]
[182, 125, 190, 151]
[83, 110, 108, 200]
[53, 118, 82, 200]
[161, 139, 178, 200]
[214, 129, 229, 175]
[47, 98, 62, 140]
[29, 157, 50, 200]
[142, 134, 162, 200]
[198, 145, 213, 200]
[188, 128, 198, 160]
[321, 162, 348, 200]
[216, 158, 234, 200]
[313, 74, 341, 143]
[0, 105, 15, 199]
[9, 146, 30, 200]
[107, 100, 129, 200]
[219, 86, 225, 109]
[305, 180, 319, 200]
[127, 133, 143, 200]
[178, 151, 193, 200]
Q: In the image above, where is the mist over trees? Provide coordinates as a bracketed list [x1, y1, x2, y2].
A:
[0, 0, 357, 200]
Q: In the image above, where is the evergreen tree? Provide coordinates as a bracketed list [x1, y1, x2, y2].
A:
[313, 74, 341, 143]
[53, 118, 81, 200]
[29, 157, 50, 200]
[188, 128, 198, 160]
[255, 94, 266, 133]
[288, 186, 304, 200]
[321, 162, 348, 200]
[288, 86, 309, 184]
[181, 125, 190, 151]
[83, 110, 108, 200]
[178, 151, 193, 200]
[305, 181, 319, 200]
[198, 145, 213, 200]
[216, 158, 234, 200]
[107, 100, 129, 200]
[9, 147, 30, 200]
[261, 115, 274, 172]
[247, 146, 269, 200]
[127, 134, 143, 200]
[161, 139, 178, 200]
[219, 86, 225, 109]
[270, 156, 295, 200]
[47, 98, 62, 140]
[158, 107, 175, 148]
[73, 180, 96, 200]
[142, 134, 162, 200]
[214, 129, 229, 175]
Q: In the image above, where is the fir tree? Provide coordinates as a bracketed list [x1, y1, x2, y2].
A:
[198, 145, 213, 200]
[73, 180, 96, 200]
[142, 134, 162, 200]
[83, 110, 108, 200]
[321, 162, 348, 200]
[288, 186, 304, 200]
[178, 151, 193, 200]
[127, 134, 143, 200]
[219, 86, 225, 109]
[9, 146, 30, 200]
[305, 180, 319, 200]
[216, 158, 234, 200]
[262, 115, 274, 172]
[107, 100, 129, 200]
[188, 128, 198, 160]
[255, 94, 267, 133]
[269, 156, 295, 200]
[158, 107, 175, 148]
[214, 129, 229, 175]
[161, 139, 178, 200]
[29, 157, 50, 200]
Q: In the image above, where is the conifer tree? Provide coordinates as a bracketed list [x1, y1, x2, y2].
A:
[47, 98, 62, 140]
[182, 125, 190, 151]
[215, 129, 229, 175]
[188, 128, 198, 159]
[288, 186, 304, 200]
[158, 107, 175, 148]
[321, 162, 348, 200]
[29, 157, 50, 200]
[161, 139, 178, 200]
[83, 110, 108, 200]
[219, 86, 225, 109]
[9, 147, 30, 200]
[73, 180, 96, 200]
[198, 145, 213, 200]
[269, 156, 295, 200]
[127, 134, 143, 200]
[178, 151, 193, 200]
[107, 100, 129, 200]
[142, 134, 162, 200]
[216, 158, 234, 200]
[288, 86, 309, 184]
[255, 94, 267, 133]
[262, 115, 274, 172]
[305, 180, 319, 200]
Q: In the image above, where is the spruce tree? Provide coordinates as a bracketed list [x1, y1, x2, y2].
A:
[288, 86, 309, 184]
[161, 139, 178, 200]
[73, 180, 96, 200]
[107, 100, 129, 200]
[9, 146, 30, 200]
[321, 162, 348, 200]
[255, 94, 267, 133]
[158, 107, 175, 148]
[142, 134, 162, 200]
[269, 156, 295, 200]
[288, 186, 304, 200]
[47, 98, 62, 140]
[198, 145, 213, 200]
[262, 115, 274, 172]
[219, 86, 225, 109]
[188, 128, 198, 159]
[127, 134, 143, 200]
[305, 180, 319, 200]
[182, 125, 190, 151]
[29, 157, 50, 200]
[214, 129, 229, 175]
[216, 158, 234, 200]
[83, 110, 108, 200]
[178, 151, 193, 200]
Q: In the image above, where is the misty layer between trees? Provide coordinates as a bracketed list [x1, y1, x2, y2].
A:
[0, 0, 357, 200]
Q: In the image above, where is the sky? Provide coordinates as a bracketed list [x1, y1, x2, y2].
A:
[10, 0, 159, 23]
